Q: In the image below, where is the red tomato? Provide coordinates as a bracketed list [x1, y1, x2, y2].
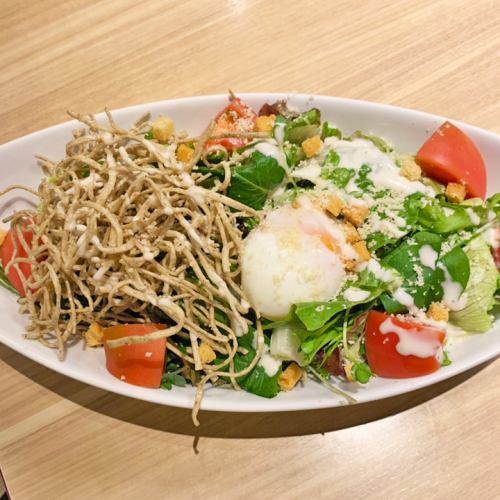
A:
[206, 97, 257, 151]
[415, 121, 486, 199]
[364, 310, 445, 378]
[1, 228, 34, 296]
[103, 324, 167, 388]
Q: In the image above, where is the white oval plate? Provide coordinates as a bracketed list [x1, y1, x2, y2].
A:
[1, 94, 499, 412]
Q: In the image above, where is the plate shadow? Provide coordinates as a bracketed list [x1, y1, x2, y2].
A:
[1, 344, 495, 439]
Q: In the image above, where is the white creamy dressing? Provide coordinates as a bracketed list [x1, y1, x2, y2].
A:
[324, 137, 435, 196]
[253, 141, 288, 169]
[258, 343, 282, 377]
[418, 244, 438, 269]
[379, 317, 443, 359]
[486, 226, 499, 249]
[367, 259, 395, 282]
[438, 263, 468, 311]
[343, 287, 371, 302]
[393, 287, 416, 311]
[466, 208, 481, 225]
[273, 121, 286, 144]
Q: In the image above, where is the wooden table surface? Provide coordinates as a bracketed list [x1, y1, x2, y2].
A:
[1, 1, 500, 498]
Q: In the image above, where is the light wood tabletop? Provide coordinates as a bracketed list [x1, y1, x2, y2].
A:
[1, 1, 500, 499]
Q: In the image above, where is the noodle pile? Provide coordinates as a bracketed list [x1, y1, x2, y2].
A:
[2, 110, 270, 424]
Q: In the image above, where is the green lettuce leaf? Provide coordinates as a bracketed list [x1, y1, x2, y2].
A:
[228, 151, 285, 209]
[449, 238, 498, 333]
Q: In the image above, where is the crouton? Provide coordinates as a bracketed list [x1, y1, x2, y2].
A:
[342, 204, 369, 226]
[399, 157, 422, 181]
[176, 144, 194, 163]
[84, 323, 104, 347]
[445, 182, 466, 203]
[278, 362, 304, 391]
[301, 135, 322, 158]
[199, 342, 216, 364]
[324, 194, 345, 217]
[151, 116, 175, 143]
[353, 240, 370, 262]
[255, 114, 276, 133]
[342, 221, 360, 243]
[427, 302, 449, 322]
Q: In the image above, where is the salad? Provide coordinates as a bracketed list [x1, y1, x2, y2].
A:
[0, 94, 498, 425]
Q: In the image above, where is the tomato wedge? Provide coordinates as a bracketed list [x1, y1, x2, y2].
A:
[1, 228, 34, 296]
[206, 97, 257, 151]
[364, 310, 445, 378]
[103, 324, 167, 388]
[415, 121, 486, 199]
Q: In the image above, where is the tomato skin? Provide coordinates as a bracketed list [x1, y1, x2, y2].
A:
[364, 311, 445, 379]
[1, 228, 34, 296]
[415, 121, 486, 199]
[206, 97, 257, 151]
[103, 324, 167, 388]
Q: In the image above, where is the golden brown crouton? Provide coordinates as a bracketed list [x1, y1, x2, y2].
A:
[151, 116, 175, 143]
[353, 240, 371, 262]
[427, 302, 449, 322]
[0, 228, 8, 247]
[399, 157, 422, 181]
[324, 194, 345, 217]
[176, 144, 194, 163]
[278, 362, 304, 391]
[255, 114, 276, 133]
[199, 342, 216, 364]
[342, 221, 360, 243]
[445, 182, 466, 203]
[301, 135, 322, 158]
[342, 204, 369, 227]
[84, 323, 104, 347]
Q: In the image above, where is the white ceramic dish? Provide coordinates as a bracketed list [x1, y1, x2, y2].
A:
[1, 93, 499, 412]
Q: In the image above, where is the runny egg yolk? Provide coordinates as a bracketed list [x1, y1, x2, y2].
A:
[240, 202, 357, 320]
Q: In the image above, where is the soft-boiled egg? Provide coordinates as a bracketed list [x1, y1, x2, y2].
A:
[241, 197, 358, 320]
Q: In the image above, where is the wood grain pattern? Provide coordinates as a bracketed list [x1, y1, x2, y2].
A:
[1, 1, 499, 498]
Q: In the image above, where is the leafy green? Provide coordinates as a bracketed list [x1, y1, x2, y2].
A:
[349, 131, 392, 153]
[80, 165, 90, 178]
[355, 164, 374, 190]
[283, 143, 305, 167]
[284, 108, 321, 144]
[228, 151, 285, 210]
[160, 372, 187, 390]
[382, 231, 470, 310]
[144, 130, 154, 140]
[321, 167, 355, 189]
[0, 264, 18, 295]
[323, 150, 340, 167]
[440, 246, 470, 290]
[295, 274, 386, 332]
[441, 351, 452, 367]
[352, 362, 372, 384]
[300, 326, 343, 365]
[380, 292, 407, 314]
[417, 199, 485, 234]
[220, 329, 281, 398]
[321, 121, 342, 140]
[487, 193, 500, 219]
[449, 238, 497, 332]
[383, 232, 444, 309]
